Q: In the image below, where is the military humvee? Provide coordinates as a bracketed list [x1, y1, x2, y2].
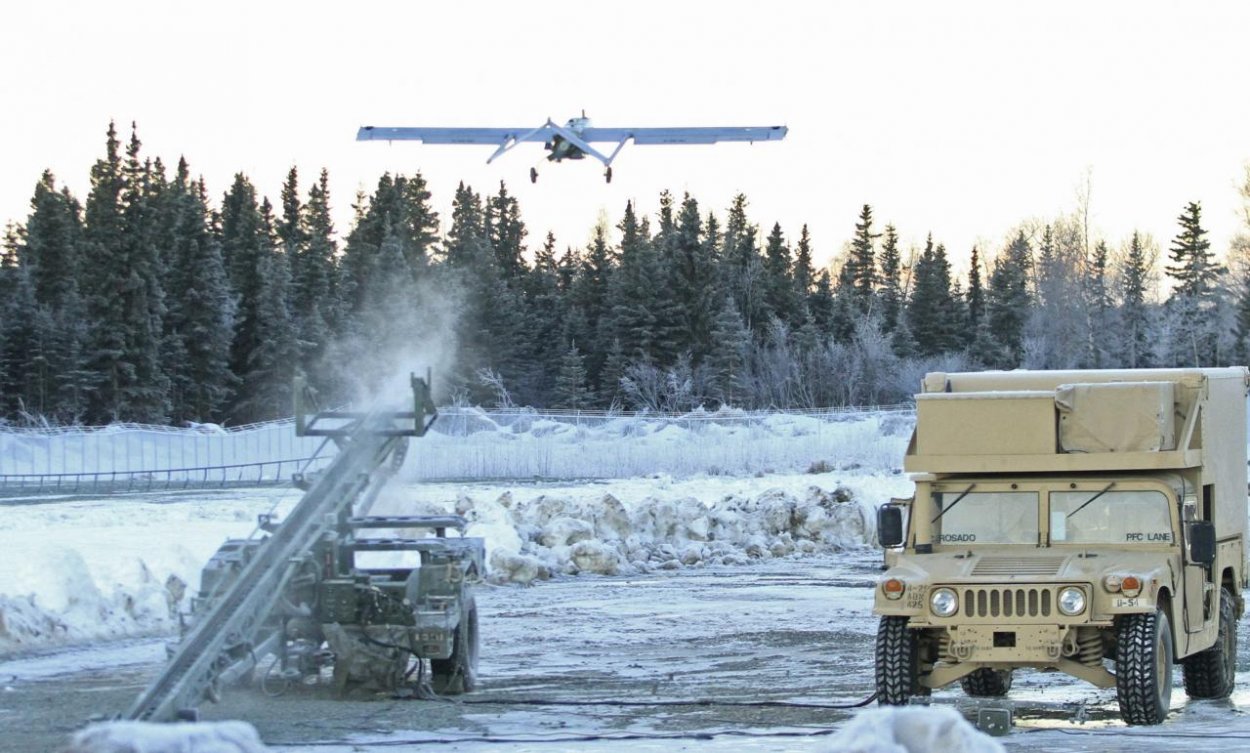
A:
[874, 368, 1247, 725]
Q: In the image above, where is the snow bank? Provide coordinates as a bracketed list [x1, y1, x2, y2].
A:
[67, 721, 269, 753]
[379, 476, 886, 585]
[0, 489, 300, 655]
[832, 707, 1005, 753]
[1, 472, 912, 653]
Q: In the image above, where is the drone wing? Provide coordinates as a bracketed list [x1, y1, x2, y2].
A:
[580, 126, 788, 144]
[356, 126, 553, 144]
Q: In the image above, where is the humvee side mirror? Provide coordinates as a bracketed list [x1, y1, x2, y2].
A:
[878, 505, 905, 548]
[1188, 520, 1216, 566]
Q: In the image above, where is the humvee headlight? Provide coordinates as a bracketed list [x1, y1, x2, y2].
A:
[930, 588, 958, 617]
[1058, 587, 1087, 616]
[882, 578, 906, 600]
[1120, 576, 1142, 598]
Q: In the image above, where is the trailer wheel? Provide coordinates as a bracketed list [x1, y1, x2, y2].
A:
[1116, 608, 1173, 725]
[1183, 586, 1237, 698]
[432, 596, 479, 694]
[960, 667, 1013, 697]
[875, 616, 924, 705]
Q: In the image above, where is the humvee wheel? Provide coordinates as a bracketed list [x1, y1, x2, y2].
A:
[432, 596, 479, 694]
[960, 667, 1013, 697]
[875, 616, 925, 705]
[1183, 586, 1237, 698]
[1116, 608, 1173, 725]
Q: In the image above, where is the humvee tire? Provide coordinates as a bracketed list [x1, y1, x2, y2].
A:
[875, 616, 923, 705]
[1116, 609, 1173, 725]
[960, 667, 1013, 697]
[1183, 586, 1237, 699]
[432, 596, 479, 694]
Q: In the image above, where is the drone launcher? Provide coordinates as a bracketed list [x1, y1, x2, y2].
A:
[124, 373, 484, 722]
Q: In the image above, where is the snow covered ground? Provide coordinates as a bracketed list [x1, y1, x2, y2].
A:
[6, 407, 1250, 752]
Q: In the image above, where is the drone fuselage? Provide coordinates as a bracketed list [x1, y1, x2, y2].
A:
[546, 117, 591, 162]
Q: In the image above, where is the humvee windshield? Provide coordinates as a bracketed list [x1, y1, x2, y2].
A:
[1050, 489, 1172, 544]
[929, 488, 1173, 547]
[933, 491, 1039, 545]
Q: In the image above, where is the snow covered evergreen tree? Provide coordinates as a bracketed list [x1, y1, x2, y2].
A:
[552, 344, 591, 409]
[722, 194, 767, 335]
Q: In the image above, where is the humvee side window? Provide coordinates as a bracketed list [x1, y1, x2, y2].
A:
[1050, 490, 1172, 544]
[932, 491, 1039, 545]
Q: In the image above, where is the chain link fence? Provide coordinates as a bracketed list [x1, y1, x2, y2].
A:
[0, 405, 917, 497]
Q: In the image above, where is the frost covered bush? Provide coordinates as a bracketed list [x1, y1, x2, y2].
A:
[446, 483, 869, 584]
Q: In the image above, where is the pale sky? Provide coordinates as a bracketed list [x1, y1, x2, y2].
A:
[3, 1, 1248, 276]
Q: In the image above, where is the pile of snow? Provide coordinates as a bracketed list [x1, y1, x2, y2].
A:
[67, 721, 269, 753]
[1, 472, 911, 653]
[0, 489, 301, 655]
[832, 707, 1005, 753]
[372, 474, 903, 585]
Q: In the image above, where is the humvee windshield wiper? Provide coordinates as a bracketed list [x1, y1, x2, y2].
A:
[931, 484, 976, 523]
[1066, 482, 1115, 519]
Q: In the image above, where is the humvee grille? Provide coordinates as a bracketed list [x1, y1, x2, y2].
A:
[961, 586, 1053, 618]
[971, 556, 1066, 577]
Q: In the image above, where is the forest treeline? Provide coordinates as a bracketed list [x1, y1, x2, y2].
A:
[3, 122, 1250, 426]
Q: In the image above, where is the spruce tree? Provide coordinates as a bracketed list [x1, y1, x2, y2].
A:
[20, 170, 91, 420]
[987, 231, 1032, 366]
[486, 182, 526, 281]
[79, 122, 128, 422]
[606, 201, 661, 363]
[164, 168, 235, 423]
[762, 222, 798, 325]
[905, 236, 959, 356]
[295, 168, 337, 377]
[553, 344, 591, 409]
[809, 269, 835, 336]
[0, 264, 43, 417]
[878, 225, 903, 334]
[668, 194, 718, 362]
[706, 296, 751, 406]
[221, 174, 270, 419]
[1119, 231, 1152, 368]
[828, 261, 858, 344]
[524, 231, 565, 405]
[848, 204, 880, 315]
[723, 194, 767, 334]
[117, 124, 170, 422]
[240, 231, 298, 421]
[1085, 239, 1112, 367]
[966, 245, 985, 333]
[567, 221, 614, 392]
[1164, 201, 1223, 366]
